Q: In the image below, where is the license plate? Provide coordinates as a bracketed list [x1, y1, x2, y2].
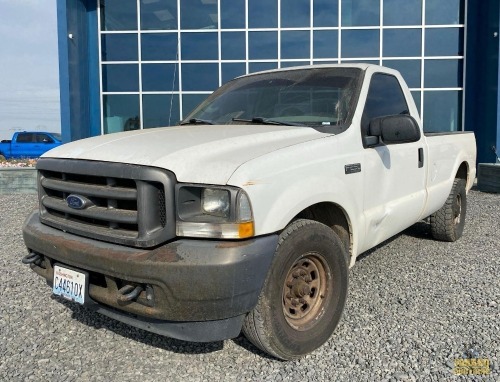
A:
[53, 265, 87, 304]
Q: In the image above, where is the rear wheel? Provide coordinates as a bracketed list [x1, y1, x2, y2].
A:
[242, 219, 349, 360]
[430, 178, 467, 241]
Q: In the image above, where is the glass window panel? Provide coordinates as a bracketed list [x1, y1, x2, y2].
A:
[181, 32, 218, 60]
[221, 63, 246, 84]
[249, 62, 278, 73]
[140, 0, 177, 30]
[221, 32, 246, 60]
[424, 59, 463, 88]
[221, 0, 245, 29]
[426, 0, 464, 25]
[102, 64, 139, 92]
[142, 64, 179, 91]
[281, 31, 310, 59]
[143, 94, 180, 128]
[182, 63, 219, 91]
[141, 33, 178, 61]
[383, 0, 421, 25]
[423, 91, 462, 131]
[101, 0, 137, 31]
[425, 28, 463, 56]
[182, 94, 210, 117]
[341, 30, 379, 58]
[411, 91, 421, 114]
[341, 0, 380, 27]
[383, 29, 421, 57]
[382, 60, 421, 89]
[281, 0, 310, 28]
[340, 59, 379, 64]
[101, 34, 138, 62]
[314, 30, 338, 59]
[313, 60, 339, 65]
[180, 0, 218, 29]
[314, 0, 338, 27]
[248, 0, 277, 28]
[249, 31, 278, 60]
[103, 95, 140, 134]
[280, 61, 309, 68]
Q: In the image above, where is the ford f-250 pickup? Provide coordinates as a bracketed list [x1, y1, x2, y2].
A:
[22, 64, 476, 360]
[0, 131, 62, 160]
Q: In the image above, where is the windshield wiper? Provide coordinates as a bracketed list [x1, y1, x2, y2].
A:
[232, 117, 303, 126]
[180, 118, 214, 125]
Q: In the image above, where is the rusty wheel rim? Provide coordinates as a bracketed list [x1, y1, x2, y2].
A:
[282, 252, 330, 331]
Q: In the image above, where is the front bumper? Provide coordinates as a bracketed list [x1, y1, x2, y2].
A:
[22, 210, 278, 342]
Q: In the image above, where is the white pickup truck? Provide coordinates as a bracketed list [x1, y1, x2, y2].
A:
[23, 64, 476, 360]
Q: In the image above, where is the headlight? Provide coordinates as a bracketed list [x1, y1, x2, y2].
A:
[176, 185, 254, 239]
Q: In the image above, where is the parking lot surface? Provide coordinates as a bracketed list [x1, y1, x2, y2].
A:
[0, 190, 498, 381]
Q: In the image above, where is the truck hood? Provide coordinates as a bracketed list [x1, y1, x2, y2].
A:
[43, 124, 329, 184]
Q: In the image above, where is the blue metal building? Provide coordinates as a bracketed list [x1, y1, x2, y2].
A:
[57, 0, 500, 163]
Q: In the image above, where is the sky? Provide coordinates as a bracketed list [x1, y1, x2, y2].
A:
[0, 0, 60, 141]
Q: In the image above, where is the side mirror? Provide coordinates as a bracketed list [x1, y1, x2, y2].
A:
[368, 115, 421, 145]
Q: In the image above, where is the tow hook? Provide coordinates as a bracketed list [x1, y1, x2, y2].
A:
[22, 252, 42, 265]
[117, 284, 143, 302]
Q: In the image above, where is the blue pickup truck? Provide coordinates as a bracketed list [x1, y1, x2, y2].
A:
[0, 132, 62, 160]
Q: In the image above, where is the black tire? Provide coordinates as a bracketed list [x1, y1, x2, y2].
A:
[242, 219, 349, 360]
[430, 178, 467, 242]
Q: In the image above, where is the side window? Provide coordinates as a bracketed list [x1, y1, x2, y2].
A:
[361, 73, 409, 137]
[36, 134, 54, 143]
[16, 133, 33, 143]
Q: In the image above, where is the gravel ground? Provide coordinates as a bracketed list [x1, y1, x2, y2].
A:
[0, 190, 498, 381]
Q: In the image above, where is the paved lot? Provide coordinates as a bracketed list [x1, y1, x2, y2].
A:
[0, 190, 498, 381]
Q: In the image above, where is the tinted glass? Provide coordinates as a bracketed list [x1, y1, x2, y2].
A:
[314, 0, 338, 27]
[362, 73, 409, 132]
[424, 60, 463, 88]
[425, 28, 463, 56]
[101, 0, 137, 31]
[142, 64, 179, 91]
[221, 32, 246, 60]
[249, 31, 278, 60]
[248, 0, 277, 28]
[426, 0, 464, 25]
[17, 133, 33, 143]
[342, 30, 379, 58]
[143, 94, 180, 128]
[101, 34, 138, 61]
[383, 60, 421, 88]
[423, 91, 462, 131]
[141, 33, 178, 61]
[182, 63, 219, 91]
[341, 0, 380, 26]
[36, 134, 54, 143]
[281, 0, 310, 28]
[383, 0, 422, 25]
[280, 61, 309, 68]
[103, 95, 140, 134]
[281, 31, 310, 59]
[383, 29, 421, 57]
[102, 64, 139, 92]
[180, 0, 217, 29]
[140, 0, 177, 30]
[182, 94, 209, 117]
[314, 30, 338, 59]
[182, 32, 218, 60]
[221, 63, 246, 84]
[411, 91, 421, 114]
[221, 0, 245, 29]
[249, 62, 278, 73]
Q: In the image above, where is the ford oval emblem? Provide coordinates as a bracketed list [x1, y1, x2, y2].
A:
[66, 194, 93, 210]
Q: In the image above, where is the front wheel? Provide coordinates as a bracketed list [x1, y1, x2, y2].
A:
[430, 178, 467, 242]
[242, 219, 349, 360]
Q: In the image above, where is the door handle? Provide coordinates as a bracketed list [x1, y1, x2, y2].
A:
[418, 148, 424, 168]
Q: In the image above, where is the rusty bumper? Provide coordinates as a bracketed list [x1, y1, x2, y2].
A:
[22, 210, 278, 342]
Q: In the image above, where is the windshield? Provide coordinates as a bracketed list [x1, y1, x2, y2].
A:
[183, 67, 362, 127]
[52, 133, 62, 141]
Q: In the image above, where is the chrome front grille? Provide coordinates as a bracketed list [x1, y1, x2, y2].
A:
[37, 159, 176, 247]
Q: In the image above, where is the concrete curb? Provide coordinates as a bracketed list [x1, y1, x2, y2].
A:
[0, 167, 37, 194]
